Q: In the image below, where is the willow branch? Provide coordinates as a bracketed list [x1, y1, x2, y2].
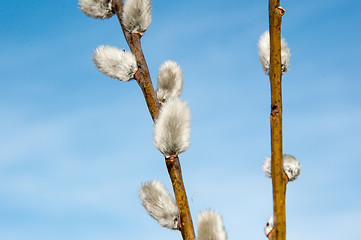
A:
[269, 1, 287, 240]
[112, 0, 160, 121]
[112, 1, 195, 239]
[267, 174, 289, 240]
[166, 156, 196, 240]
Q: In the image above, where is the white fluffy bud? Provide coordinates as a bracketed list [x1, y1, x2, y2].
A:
[153, 97, 191, 157]
[122, 0, 152, 34]
[156, 60, 183, 103]
[258, 31, 290, 75]
[78, 0, 114, 19]
[197, 210, 227, 240]
[263, 154, 301, 181]
[264, 215, 274, 237]
[139, 180, 179, 230]
[92, 45, 138, 81]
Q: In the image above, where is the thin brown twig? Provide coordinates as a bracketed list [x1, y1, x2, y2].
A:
[111, 1, 195, 239]
[166, 156, 196, 240]
[268, 0, 287, 240]
[112, 0, 160, 121]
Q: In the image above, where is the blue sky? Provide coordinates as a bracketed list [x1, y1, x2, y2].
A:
[1, 0, 360, 239]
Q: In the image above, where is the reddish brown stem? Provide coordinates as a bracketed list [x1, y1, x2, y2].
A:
[111, 1, 195, 239]
[166, 156, 196, 240]
[112, 0, 160, 121]
[269, 1, 287, 240]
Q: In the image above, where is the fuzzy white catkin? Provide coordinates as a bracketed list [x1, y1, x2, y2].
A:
[78, 0, 114, 19]
[153, 97, 190, 157]
[156, 60, 183, 103]
[264, 215, 274, 236]
[263, 154, 301, 181]
[258, 30, 290, 75]
[197, 210, 227, 240]
[139, 180, 179, 230]
[122, 0, 152, 34]
[92, 45, 138, 81]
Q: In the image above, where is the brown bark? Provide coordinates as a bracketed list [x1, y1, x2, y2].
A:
[268, 1, 287, 240]
[166, 156, 196, 240]
[112, 0, 160, 121]
[111, 1, 195, 239]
